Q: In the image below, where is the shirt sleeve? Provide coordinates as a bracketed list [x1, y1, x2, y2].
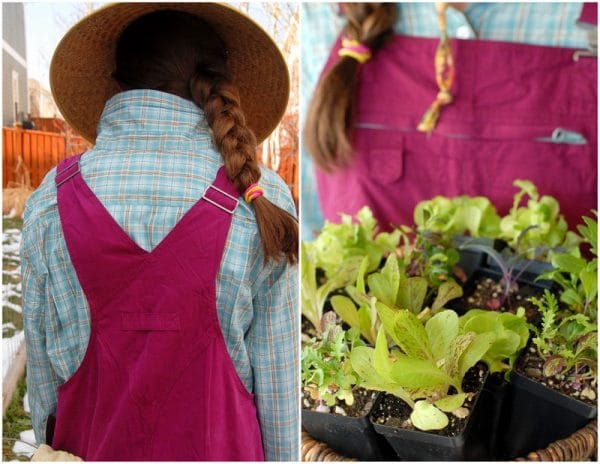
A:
[248, 252, 299, 460]
[21, 218, 60, 445]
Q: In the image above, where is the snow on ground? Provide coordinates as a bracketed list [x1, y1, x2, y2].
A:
[11, 429, 37, 458]
[3, 225, 25, 378]
[24, 392, 30, 413]
[2, 332, 25, 380]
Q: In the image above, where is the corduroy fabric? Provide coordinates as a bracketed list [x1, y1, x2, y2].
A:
[315, 34, 597, 231]
[51, 155, 264, 461]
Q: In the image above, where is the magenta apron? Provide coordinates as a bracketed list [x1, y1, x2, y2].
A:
[316, 9, 597, 231]
[50, 154, 264, 461]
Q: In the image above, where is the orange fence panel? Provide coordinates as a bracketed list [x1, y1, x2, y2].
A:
[3, 127, 298, 205]
[2, 128, 70, 188]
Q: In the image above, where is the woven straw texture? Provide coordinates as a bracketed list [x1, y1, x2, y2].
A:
[301, 421, 597, 462]
[50, 2, 289, 144]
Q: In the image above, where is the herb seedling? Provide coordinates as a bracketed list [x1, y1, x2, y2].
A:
[539, 214, 597, 319]
[301, 314, 364, 412]
[529, 290, 597, 382]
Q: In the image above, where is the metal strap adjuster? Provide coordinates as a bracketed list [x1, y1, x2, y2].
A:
[202, 184, 239, 214]
[56, 161, 81, 187]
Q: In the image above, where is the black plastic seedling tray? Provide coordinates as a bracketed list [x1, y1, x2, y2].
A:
[371, 372, 494, 461]
[302, 395, 395, 461]
[496, 370, 597, 460]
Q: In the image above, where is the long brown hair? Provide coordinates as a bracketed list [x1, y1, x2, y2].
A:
[304, 3, 397, 173]
[113, 10, 298, 263]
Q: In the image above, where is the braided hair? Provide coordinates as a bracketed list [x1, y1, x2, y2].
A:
[304, 3, 397, 172]
[113, 10, 298, 263]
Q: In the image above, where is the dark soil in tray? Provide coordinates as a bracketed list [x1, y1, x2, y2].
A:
[516, 345, 597, 406]
[301, 316, 318, 340]
[302, 387, 378, 418]
[370, 364, 487, 437]
[458, 276, 543, 324]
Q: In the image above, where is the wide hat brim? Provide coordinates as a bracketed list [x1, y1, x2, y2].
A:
[50, 2, 289, 144]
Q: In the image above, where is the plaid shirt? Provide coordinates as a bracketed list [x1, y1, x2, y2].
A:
[21, 89, 299, 461]
[301, 2, 591, 239]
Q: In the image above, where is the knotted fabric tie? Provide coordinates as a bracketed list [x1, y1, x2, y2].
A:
[418, 3, 456, 134]
[338, 37, 372, 64]
[243, 183, 264, 203]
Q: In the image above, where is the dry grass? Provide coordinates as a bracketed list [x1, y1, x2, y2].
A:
[3, 156, 33, 218]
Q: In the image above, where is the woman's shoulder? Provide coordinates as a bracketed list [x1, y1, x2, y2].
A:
[23, 166, 59, 228]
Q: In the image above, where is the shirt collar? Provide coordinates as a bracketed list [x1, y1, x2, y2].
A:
[96, 89, 210, 142]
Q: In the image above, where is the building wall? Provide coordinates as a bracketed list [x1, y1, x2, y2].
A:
[2, 3, 28, 127]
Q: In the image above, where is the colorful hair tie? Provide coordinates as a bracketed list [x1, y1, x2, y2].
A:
[338, 37, 372, 64]
[243, 183, 264, 203]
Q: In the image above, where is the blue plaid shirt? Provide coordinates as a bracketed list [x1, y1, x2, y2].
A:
[21, 89, 299, 461]
[301, 2, 591, 239]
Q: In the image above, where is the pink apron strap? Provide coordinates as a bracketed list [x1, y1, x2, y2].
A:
[578, 3, 597, 26]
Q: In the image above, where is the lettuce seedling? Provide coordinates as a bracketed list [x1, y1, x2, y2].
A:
[331, 254, 463, 344]
[301, 242, 363, 333]
[302, 207, 402, 333]
[499, 180, 580, 259]
[302, 316, 364, 410]
[311, 206, 401, 278]
[350, 307, 529, 431]
[459, 309, 530, 373]
[414, 195, 501, 239]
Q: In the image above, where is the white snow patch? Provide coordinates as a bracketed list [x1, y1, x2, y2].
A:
[11, 429, 37, 458]
[3, 331, 25, 380]
[3, 300, 22, 313]
[23, 392, 30, 413]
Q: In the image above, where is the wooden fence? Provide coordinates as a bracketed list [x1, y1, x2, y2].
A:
[3, 128, 89, 188]
[3, 127, 298, 203]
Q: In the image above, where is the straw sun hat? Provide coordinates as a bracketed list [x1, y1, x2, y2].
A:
[50, 2, 289, 144]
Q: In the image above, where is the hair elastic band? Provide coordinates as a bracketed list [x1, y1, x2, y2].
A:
[243, 183, 264, 203]
[338, 37, 372, 64]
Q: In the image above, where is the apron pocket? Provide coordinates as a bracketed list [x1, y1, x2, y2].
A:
[120, 312, 181, 331]
[353, 127, 404, 184]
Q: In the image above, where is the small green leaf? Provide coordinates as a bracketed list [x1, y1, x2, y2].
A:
[373, 327, 391, 379]
[331, 296, 360, 329]
[356, 256, 370, 294]
[551, 253, 586, 275]
[410, 400, 449, 431]
[426, 310, 459, 361]
[350, 346, 381, 385]
[543, 356, 567, 377]
[434, 393, 467, 412]
[431, 281, 463, 312]
[397, 276, 428, 314]
[458, 332, 494, 379]
[561, 288, 584, 308]
[388, 355, 454, 389]
[378, 307, 432, 360]
[580, 268, 598, 301]
[368, 255, 400, 307]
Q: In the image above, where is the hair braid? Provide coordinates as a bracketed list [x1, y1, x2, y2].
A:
[191, 73, 298, 263]
[114, 10, 298, 263]
[304, 3, 397, 172]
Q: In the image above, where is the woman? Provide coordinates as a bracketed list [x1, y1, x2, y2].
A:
[22, 4, 298, 461]
[302, 3, 597, 236]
